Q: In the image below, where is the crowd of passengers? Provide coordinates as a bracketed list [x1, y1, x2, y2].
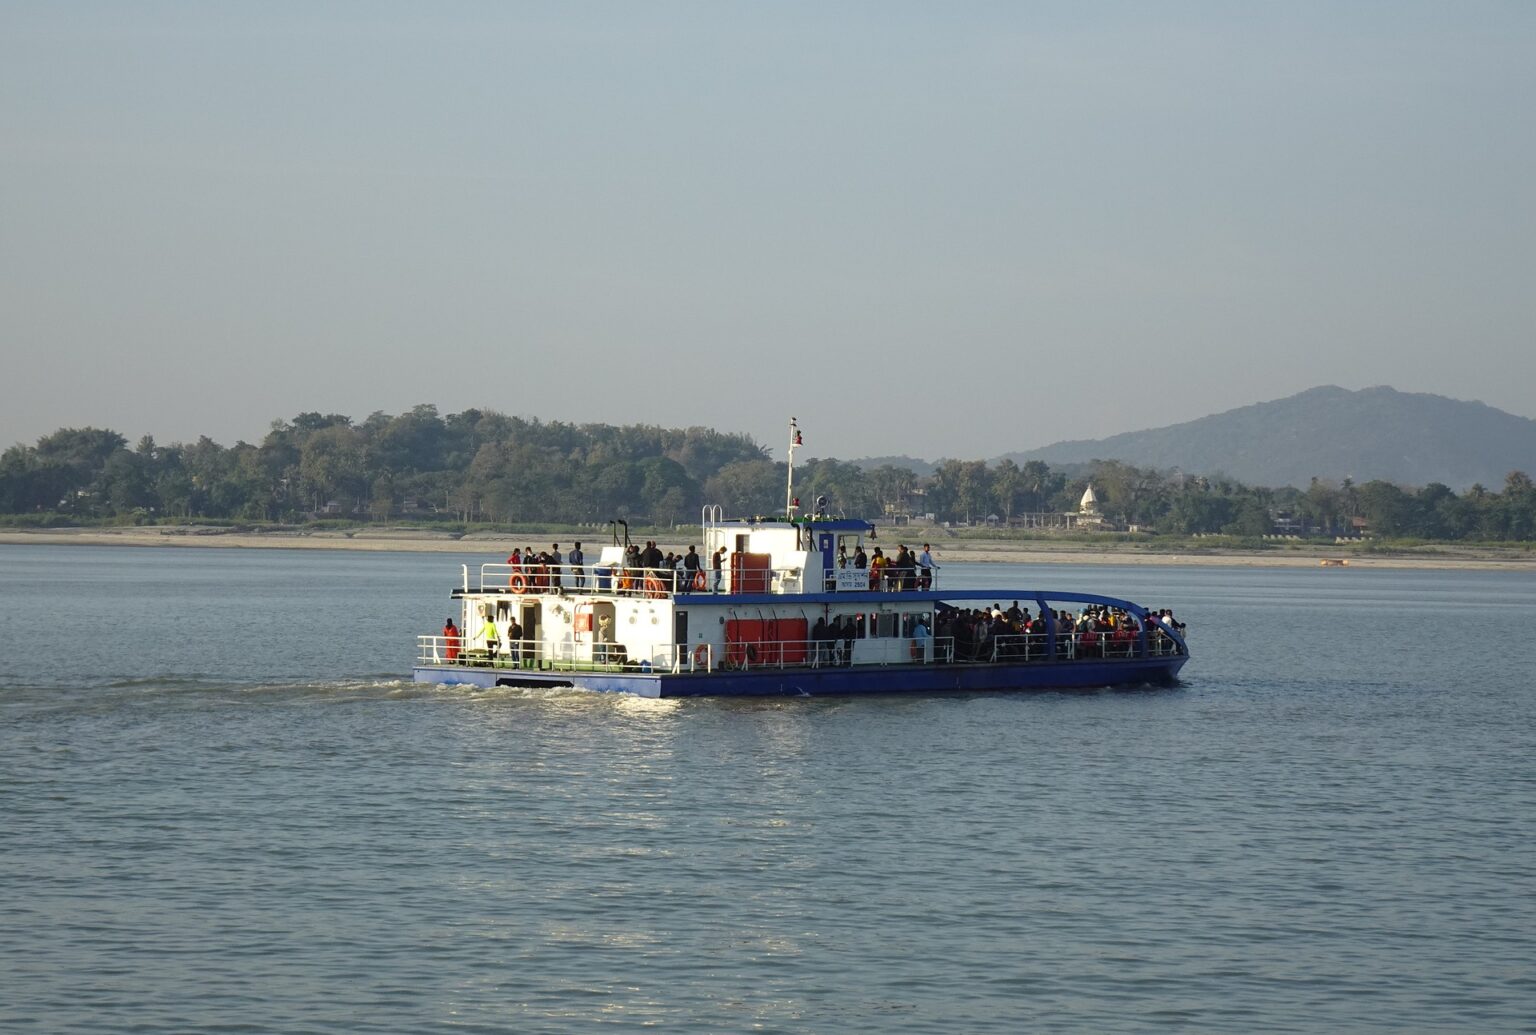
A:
[505, 541, 718, 594]
[934, 603, 1187, 661]
[837, 543, 938, 591]
[804, 603, 1185, 666]
[502, 541, 948, 594]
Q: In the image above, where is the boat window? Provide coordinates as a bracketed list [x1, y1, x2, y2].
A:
[876, 612, 897, 638]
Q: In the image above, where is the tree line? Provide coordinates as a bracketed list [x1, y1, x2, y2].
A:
[2, 405, 1534, 541]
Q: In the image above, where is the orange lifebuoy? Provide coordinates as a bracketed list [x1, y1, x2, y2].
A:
[643, 575, 665, 598]
[693, 644, 709, 668]
[691, 571, 706, 591]
[509, 573, 528, 594]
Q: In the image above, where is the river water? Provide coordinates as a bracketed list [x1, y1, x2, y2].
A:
[2, 544, 1533, 1033]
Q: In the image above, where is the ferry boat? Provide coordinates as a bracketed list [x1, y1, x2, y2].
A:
[411, 421, 1189, 697]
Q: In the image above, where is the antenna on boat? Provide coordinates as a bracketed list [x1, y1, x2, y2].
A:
[785, 417, 802, 520]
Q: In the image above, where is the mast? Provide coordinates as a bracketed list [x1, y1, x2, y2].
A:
[785, 417, 802, 519]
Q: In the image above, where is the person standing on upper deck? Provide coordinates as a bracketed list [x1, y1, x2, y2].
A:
[711, 546, 726, 592]
[549, 544, 564, 593]
[918, 544, 938, 589]
[442, 618, 461, 663]
[682, 545, 701, 591]
[568, 541, 584, 592]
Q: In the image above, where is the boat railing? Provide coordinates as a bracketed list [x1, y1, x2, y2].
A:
[467, 561, 887, 597]
[473, 562, 715, 596]
[968, 628, 1185, 663]
[414, 635, 718, 674]
[856, 570, 942, 592]
[418, 634, 462, 666]
[417, 626, 1183, 673]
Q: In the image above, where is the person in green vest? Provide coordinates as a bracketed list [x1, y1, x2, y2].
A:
[481, 615, 501, 665]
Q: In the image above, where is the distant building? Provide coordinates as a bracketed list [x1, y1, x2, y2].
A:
[1004, 483, 1113, 531]
[1076, 484, 1105, 529]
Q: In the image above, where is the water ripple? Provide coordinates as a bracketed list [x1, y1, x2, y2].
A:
[3, 550, 1536, 1032]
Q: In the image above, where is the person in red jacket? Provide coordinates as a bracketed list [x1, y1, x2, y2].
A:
[442, 618, 461, 663]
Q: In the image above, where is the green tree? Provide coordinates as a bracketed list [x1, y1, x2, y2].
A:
[1162, 483, 1237, 534]
[1020, 461, 1063, 513]
[374, 404, 448, 474]
[1302, 478, 1345, 533]
[0, 445, 52, 512]
[299, 425, 368, 512]
[929, 459, 993, 523]
[370, 475, 396, 521]
[100, 450, 154, 514]
[638, 457, 697, 523]
[590, 461, 645, 518]
[704, 460, 781, 517]
[1499, 471, 1536, 539]
[799, 459, 875, 518]
[1087, 460, 1168, 525]
[991, 460, 1026, 524]
[1356, 480, 1413, 536]
[1221, 499, 1272, 537]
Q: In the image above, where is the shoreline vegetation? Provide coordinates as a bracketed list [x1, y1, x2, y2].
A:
[3, 524, 1532, 571]
[8, 414, 1536, 550]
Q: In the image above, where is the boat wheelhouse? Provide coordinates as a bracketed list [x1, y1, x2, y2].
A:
[411, 422, 1188, 698]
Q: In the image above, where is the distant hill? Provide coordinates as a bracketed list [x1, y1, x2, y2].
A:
[998, 386, 1536, 490]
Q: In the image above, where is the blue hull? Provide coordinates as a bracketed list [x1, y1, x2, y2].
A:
[413, 655, 1187, 698]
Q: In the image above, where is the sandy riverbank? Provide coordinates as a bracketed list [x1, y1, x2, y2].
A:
[3, 526, 1534, 571]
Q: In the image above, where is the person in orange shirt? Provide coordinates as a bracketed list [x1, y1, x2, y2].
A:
[442, 618, 461, 662]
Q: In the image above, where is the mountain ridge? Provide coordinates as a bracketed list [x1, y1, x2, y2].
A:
[991, 385, 1536, 490]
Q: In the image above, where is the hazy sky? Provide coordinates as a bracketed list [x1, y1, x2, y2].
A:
[4, 2, 1533, 461]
